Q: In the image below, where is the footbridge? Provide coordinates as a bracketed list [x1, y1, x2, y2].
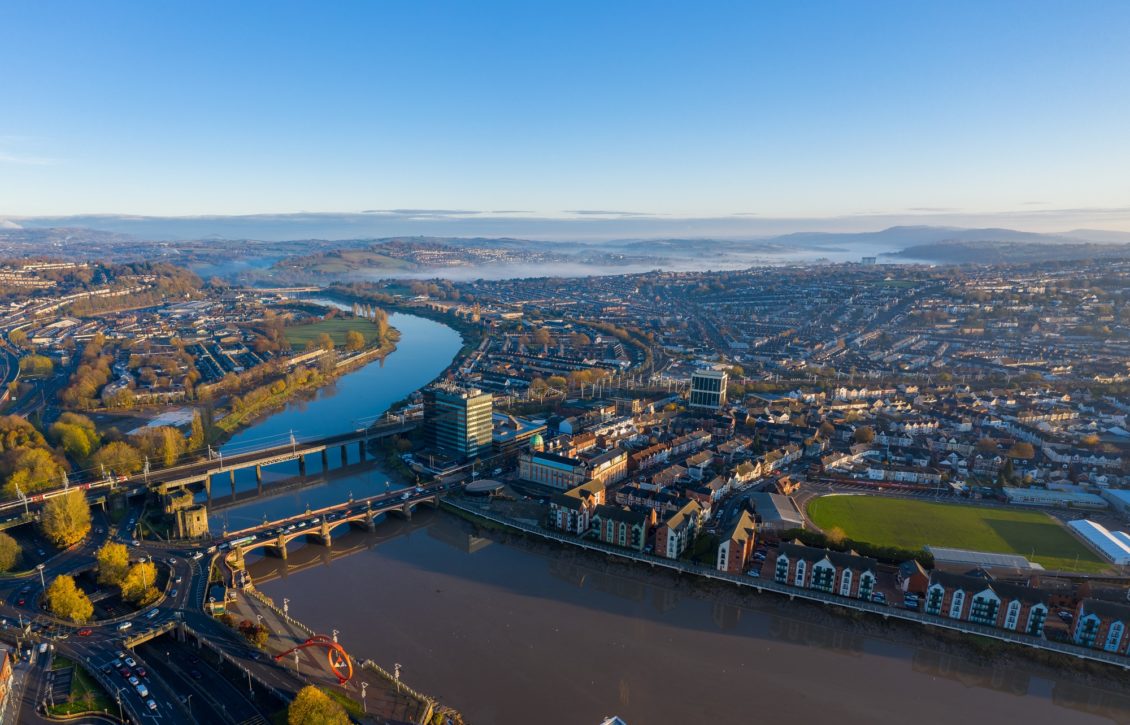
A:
[221, 484, 444, 566]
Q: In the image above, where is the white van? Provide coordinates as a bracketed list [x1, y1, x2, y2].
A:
[117, 621, 133, 631]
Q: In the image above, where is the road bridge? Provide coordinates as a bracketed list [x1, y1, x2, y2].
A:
[221, 485, 443, 567]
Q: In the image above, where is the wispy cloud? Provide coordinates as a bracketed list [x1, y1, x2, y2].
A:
[0, 151, 55, 166]
[563, 209, 658, 217]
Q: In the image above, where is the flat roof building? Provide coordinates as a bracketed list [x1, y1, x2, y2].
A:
[424, 384, 494, 461]
[690, 369, 728, 411]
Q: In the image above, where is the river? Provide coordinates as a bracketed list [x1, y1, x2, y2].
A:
[249, 511, 1130, 725]
[214, 313, 1130, 724]
[204, 311, 461, 531]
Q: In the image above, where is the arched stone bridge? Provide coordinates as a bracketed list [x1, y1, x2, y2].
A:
[223, 488, 442, 566]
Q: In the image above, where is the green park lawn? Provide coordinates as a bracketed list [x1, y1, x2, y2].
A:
[806, 495, 1109, 574]
[284, 318, 381, 350]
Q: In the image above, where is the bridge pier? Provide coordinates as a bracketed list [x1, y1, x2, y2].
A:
[340, 445, 348, 466]
[322, 449, 329, 470]
[255, 464, 263, 493]
[401, 502, 412, 520]
[298, 455, 306, 477]
[358, 440, 365, 461]
[204, 477, 212, 506]
[230, 469, 236, 497]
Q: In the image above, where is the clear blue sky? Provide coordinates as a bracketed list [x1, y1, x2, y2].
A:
[2, 1, 1128, 229]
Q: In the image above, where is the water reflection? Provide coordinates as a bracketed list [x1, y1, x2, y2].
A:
[255, 511, 1130, 725]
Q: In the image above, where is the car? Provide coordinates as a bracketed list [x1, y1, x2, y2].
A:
[136, 684, 149, 697]
[170, 589, 178, 597]
[400, 492, 410, 501]
[146, 699, 158, 711]
[136, 666, 147, 678]
[119, 667, 130, 678]
[190, 669, 202, 679]
[111, 658, 123, 668]
[1058, 610, 1074, 622]
[128, 675, 140, 686]
[36, 549, 45, 557]
[101, 664, 113, 675]
[130, 540, 140, 547]
[174, 576, 182, 584]
[747, 569, 760, 578]
[77, 628, 92, 637]
[124, 656, 137, 667]
[16, 598, 24, 606]
[167, 557, 177, 565]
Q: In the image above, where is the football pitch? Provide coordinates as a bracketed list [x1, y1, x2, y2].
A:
[806, 494, 1108, 574]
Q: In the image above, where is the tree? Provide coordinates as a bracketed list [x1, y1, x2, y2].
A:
[1007, 442, 1036, 459]
[826, 527, 847, 546]
[9, 328, 29, 349]
[344, 329, 365, 352]
[288, 686, 349, 725]
[50, 413, 101, 460]
[1081, 433, 1101, 448]
[317, 333, 335, 351]
[2, 447, 67, 497]
[121, 561, 159, 605]
[41, 489, 91, 548]
[818, 421, 836, 440]
[91, 441, 143, 476]
[45, 575, 93, 623]
[546, 375, 568, 390]
[188, 409, 206, 450]
[0, 532, 20, 572]
[852, 426, 875, 444]
[96, 541, 131, 586]
[976, 437, 998, 454]
[238, 619, 270, 647]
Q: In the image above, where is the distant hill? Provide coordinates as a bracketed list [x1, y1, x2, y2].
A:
[886, 240, 1130, 264]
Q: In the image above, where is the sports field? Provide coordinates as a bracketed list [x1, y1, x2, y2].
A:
[806, 494, 1108, 573]
[284, 318, 381, 349]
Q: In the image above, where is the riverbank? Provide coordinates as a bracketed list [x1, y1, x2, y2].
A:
[442, 497, 1130, 676]
[212, 328, 400, 441]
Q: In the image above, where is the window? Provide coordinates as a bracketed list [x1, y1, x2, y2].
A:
[1004, 601, 1021, 630]
[1105, 621, 1124, 652]
[794, 560, 807, 587]
[775, 557, 789, 583]
[859, 572, 874, 599]
[949, 590, 965, 619]
[839, 569, 853, 597]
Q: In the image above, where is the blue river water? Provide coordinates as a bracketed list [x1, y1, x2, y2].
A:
[205, 312, 461, 531]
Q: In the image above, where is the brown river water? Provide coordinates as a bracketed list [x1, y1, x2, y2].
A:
[245, 510, 1130, 725]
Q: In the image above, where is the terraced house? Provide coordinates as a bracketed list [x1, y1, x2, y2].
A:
[591, 505, 655, 552]
[1073, 599, 1130, 653]
[774, 543, 877, 600]
[923, 571, 1049, 636]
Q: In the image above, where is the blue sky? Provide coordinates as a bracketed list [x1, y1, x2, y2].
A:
[2, 1, 1129, 231]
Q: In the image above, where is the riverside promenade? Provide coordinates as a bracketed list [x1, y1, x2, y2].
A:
[443, 497, 1130, 672]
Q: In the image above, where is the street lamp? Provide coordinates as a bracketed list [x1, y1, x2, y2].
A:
[332, 629, 339, 644]
[283, 598, 289, 618]
[36, 563, 46, 590]
[394, 662, 402, 693]
[361, 682, 368, 713]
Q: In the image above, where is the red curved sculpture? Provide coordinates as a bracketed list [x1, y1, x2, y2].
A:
[274, 635, 354, 684]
